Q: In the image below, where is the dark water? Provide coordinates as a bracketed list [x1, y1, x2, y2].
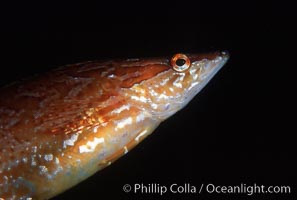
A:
[0, 1, 296, 199]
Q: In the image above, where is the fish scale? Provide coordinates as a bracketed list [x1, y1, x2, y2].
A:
[0, 52, 229, 199]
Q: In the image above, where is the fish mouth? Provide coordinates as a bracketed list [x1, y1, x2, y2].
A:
[180, 51, 229, 108]
[190, 50, 229, 83]
[200, 50, 229, 80]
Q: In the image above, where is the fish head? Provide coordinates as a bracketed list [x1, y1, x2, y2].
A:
[121, 51, 229, 120]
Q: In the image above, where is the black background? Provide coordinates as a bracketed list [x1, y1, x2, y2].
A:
[1, 1, 296, 199]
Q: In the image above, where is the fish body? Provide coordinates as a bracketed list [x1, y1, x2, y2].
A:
[0, 52, 229, 199]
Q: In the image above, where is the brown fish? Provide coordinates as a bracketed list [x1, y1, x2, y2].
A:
[0, 52, 229, 199]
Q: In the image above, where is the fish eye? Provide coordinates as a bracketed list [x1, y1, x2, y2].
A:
[171, 53, 191, 72]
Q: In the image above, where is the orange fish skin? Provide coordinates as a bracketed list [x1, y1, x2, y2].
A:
[0, 52, 229, 199]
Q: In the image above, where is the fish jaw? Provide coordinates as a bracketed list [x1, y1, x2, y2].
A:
[180, 51, 229, 110]
[126, 51, 229, 121]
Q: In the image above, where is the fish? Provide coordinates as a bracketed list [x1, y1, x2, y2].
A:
[0, 51, 229, 199]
